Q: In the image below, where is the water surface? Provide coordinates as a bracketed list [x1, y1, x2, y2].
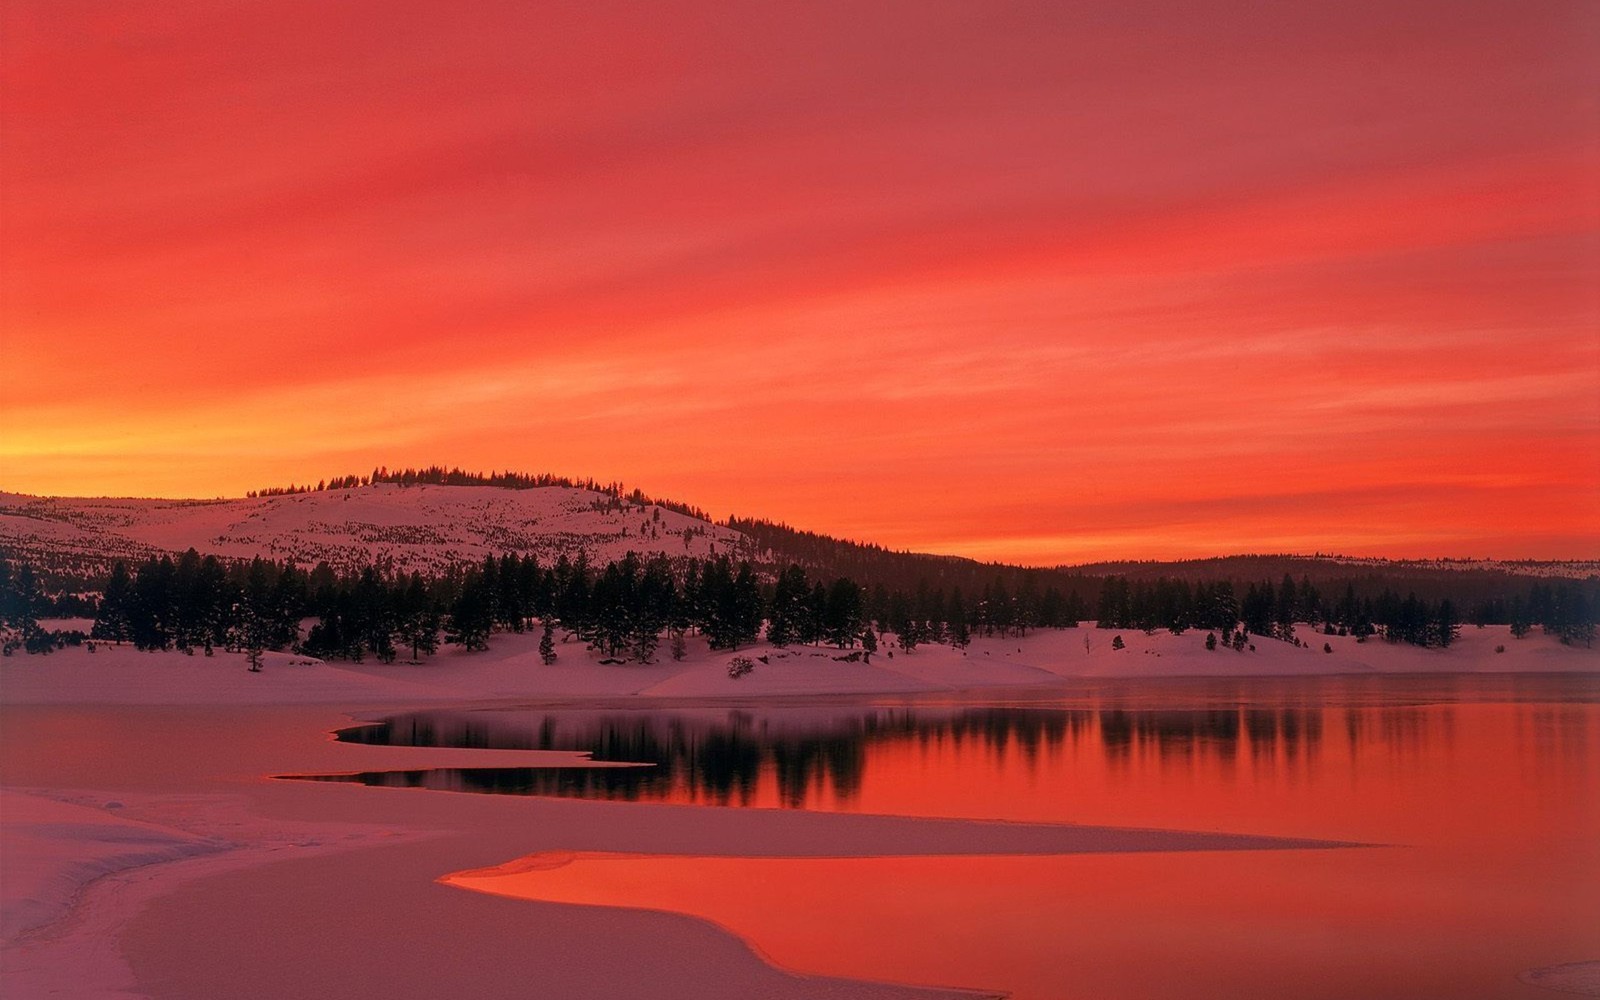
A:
[297, 675, 1600, 999]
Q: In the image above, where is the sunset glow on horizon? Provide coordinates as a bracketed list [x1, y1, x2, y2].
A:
[3, 1, 1596, 564]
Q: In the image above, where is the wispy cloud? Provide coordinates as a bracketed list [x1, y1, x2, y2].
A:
[3, 0, 1595, 558]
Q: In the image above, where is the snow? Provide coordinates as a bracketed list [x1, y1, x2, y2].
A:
[0, 623, 1592, 1000]
[5, 624, 1591, 709]
[0, 791, 223, 946]
[0, 484, 752, 577]
[0, 645, 451, 706]
[1326, 555, 1600, 580]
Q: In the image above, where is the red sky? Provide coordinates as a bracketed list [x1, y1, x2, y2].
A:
[3, 1, 1597, 564]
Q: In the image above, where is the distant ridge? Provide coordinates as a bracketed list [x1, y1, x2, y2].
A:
[0, 483, 750, 583]
[1069, 554, 1600, 582]
[3, 471, 1596, 614]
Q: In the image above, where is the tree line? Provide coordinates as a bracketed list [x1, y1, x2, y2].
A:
[247, 466, 714, 523]
[1092, 573, 1595, 648]
[100, 466, 1600, 625]
[4, 549, 1089, 661]
[1, 552, 1594, 661]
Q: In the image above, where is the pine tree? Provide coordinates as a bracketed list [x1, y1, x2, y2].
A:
[1435, 599, 1460, 648]
[445, 572, 494, 651]
[1096, 577, 1130, 630]
[803, 582, 829, 645]
[1209, 581, 1239, 634]
[897, 619, 921, 653]
[731, 562, 763, 649]
[497, 552, 525, 632]
[553, 553, 589, 633]
[1275, 575, 1297, 641]
[1509, 595, 1531, 638]
[950, 613, 971, 650]
[0, 558, 12, 631]
[172, 549, 226, 651]
[1241, 581, 1274, 637]
[989, 579, 1015, 637]
[517, 554, 543, 626]
[589, 560, 634, 657]
[7, 562, 47, 653]
[92, 562, 135, 644]
[395, 575, 440, 660]
[131, 556, 176, 650]
[269, 562, 307, 650]
[868, 584, 891, 635]
[539, 621, 557, 664]
[1554, 587, 1594, 647]
[823, 577, 864, 648]
[632, 556, 673, 662]
[947, 588, 971, 649]
[232, 558, 278, 656]
[766, 565, 809, 648]
[352, 566, 397, 662]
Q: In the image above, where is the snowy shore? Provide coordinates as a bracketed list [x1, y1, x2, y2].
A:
[1, 624, 1593, 999]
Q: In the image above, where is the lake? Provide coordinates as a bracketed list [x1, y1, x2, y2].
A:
[288, 674, 1600, 999]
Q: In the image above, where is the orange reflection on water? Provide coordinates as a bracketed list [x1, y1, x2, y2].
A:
[445, 695, 1600, 1000]
[449, 845, 1599, 1000]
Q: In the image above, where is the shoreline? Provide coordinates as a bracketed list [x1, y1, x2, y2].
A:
[2, 627, 1594, 999]
[2, 787, 446, 1000]
[2, 712, 1354, 1000]
[0, 694, 1357, 1000]
[5, 621, 1595, 711]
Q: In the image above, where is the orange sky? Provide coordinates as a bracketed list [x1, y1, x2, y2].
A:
[3, 1, 1597, 564]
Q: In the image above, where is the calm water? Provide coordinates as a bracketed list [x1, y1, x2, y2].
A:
[291, 675, 1600, 999]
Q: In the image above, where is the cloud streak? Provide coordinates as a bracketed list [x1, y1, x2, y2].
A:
[2, 0, 1596, 561]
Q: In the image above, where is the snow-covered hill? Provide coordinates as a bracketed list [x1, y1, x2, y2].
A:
[0, 484, 754, 577]
[1323, 555, 1600, 580]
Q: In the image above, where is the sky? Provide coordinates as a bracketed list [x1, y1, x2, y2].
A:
[2, 0, 1597, 564]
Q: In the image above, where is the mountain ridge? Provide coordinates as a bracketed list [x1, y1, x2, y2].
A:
[3, 479, 1596, 619]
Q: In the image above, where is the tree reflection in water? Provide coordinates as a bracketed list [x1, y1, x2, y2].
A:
[286, 692, 1434, 807]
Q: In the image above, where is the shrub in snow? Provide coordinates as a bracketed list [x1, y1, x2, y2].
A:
[727, 656, 755, 679]
[1111, 635, 1125, 650]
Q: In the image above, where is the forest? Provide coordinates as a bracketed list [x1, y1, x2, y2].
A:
[0, 548, 1593, 662]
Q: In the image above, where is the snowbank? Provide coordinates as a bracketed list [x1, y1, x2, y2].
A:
[0, 791, 222, 946]
[0, 645, 450, 706]
[0, 622, 1591, 1000]
[5, 624, 1590, 709]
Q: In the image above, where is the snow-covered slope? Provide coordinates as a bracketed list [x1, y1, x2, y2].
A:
[0, 484, 754, 576]
[1324, 555, 1600, 580]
